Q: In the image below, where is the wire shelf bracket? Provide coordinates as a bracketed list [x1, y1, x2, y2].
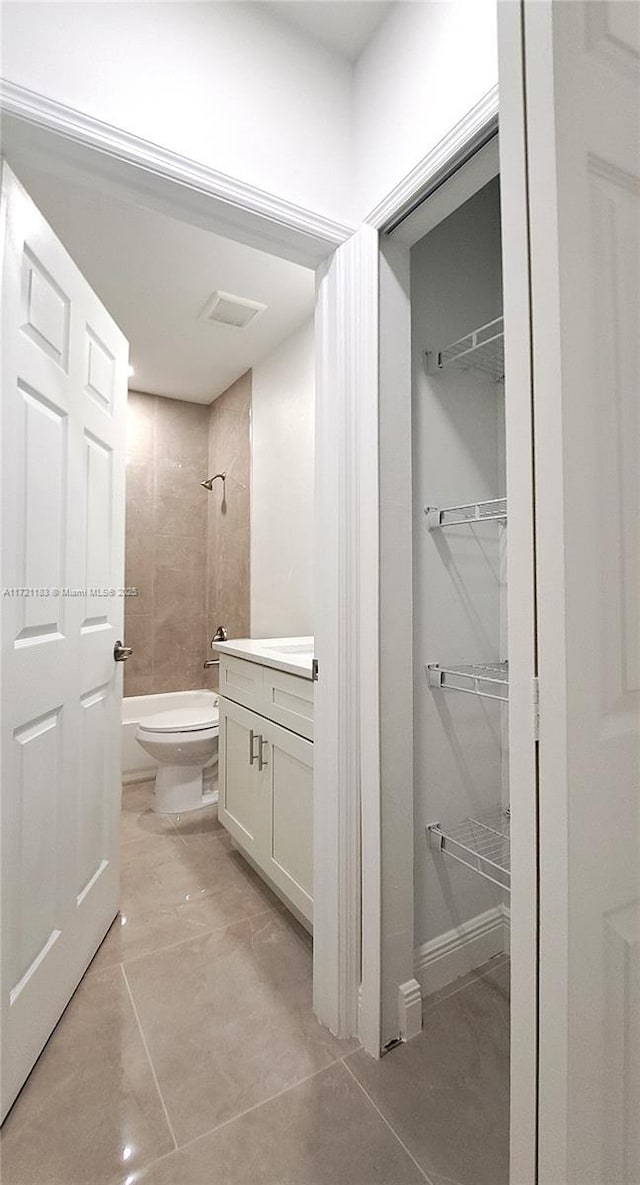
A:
[426, 315, 504, 381]
[427, 662, 509, 703]
[427, 809, 511, 892]
[425, 498, 507, 530]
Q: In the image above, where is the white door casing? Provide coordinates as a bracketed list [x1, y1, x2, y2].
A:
[314, 225, 380, 1050]
[522, 3, 640, 1181]
[496, 4, 540, 1181]
[0, 162, 128, 1120]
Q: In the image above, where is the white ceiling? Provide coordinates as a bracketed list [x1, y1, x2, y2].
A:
[7, 158, 316, 404]
[270, 1, 393, 61]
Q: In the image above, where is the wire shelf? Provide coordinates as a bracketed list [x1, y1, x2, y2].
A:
[427, 662, 509, 703]
[426, 315, 504, 382]
[427, 807, 511, 892]
[425, 498, 507, 530]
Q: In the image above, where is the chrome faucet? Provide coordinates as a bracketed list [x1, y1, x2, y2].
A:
[203, 625, 228, 668]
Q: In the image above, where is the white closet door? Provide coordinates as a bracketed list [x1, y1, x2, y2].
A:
[0, 162, 128, 1121]
[519, 4, 640, 1181]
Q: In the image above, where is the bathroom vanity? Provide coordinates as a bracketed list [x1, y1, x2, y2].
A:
[214, 638, 314, 929]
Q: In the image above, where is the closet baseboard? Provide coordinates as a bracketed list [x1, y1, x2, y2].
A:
[414, 904, 509, 997]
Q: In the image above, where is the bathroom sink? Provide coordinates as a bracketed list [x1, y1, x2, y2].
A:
[214, 637, 314, 678]
[265, 643, 314, 655]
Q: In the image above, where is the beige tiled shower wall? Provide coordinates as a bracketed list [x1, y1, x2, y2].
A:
[205, 372, 251, 688]
[123, 381, 250, 697]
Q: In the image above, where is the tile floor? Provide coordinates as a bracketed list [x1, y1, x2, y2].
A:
[0, 782, 509, 1185]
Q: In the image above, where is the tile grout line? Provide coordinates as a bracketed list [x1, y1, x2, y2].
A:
[423, 954, 510, 1016]
[114, 904, 279, 971]
[341, 1058, 435, 1185]
[120, 964, 179, 1152]
[124, 1054, 352, 1178]
[86, 904, 277, 978]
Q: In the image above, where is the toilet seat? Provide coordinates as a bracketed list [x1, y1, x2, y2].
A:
[137, 707, 218, 734]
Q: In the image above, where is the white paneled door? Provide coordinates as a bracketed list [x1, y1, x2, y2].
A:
[0, 162, 128, 1120]
[517, 3, 640, 1181]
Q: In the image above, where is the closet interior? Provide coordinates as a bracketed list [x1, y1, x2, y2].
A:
[411, 175, 511, 983]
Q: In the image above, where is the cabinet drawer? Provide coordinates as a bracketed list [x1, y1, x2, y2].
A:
[262, 667, 314, 741]
[220, 655, 314, 739]
[219, 655, 264, 713]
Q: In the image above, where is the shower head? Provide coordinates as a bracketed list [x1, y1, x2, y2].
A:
[200, 472, 226, 491]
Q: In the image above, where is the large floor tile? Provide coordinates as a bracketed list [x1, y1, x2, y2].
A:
[171, 803, 227, 840]
[0, 966, 174, 1185]
[125, 912, 359, 1146]
[120, 781, 178, 845]
[423, 954, 510, 1018]
[90, 833, 278, 971]
[346, 971, 510, 1185]
[132, 1063, 426, 1185]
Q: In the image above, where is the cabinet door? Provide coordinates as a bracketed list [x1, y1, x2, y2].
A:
[259, 719, 313, 925]
[218, 698, 266, 859]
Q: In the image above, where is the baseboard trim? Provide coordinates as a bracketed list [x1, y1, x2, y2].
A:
[398, 978, 423, 1041]
[414, 904, 508, 997]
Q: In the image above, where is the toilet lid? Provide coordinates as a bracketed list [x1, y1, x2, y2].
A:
[138, 707, 218, 734]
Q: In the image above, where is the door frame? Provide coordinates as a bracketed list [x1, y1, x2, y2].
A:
[365, 63, 539, 1185]
[0, 80, 366, 1045]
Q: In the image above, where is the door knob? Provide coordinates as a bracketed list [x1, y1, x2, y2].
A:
[114, 640, 133, 662]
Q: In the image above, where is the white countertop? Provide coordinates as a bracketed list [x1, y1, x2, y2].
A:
[214, 636, 314, 680]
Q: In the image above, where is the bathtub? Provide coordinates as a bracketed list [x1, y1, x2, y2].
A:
[122, 689, 218, 784]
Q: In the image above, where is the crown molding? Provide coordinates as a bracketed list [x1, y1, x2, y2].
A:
[366, 83, 500, 233]
[0, 79, 355, 260]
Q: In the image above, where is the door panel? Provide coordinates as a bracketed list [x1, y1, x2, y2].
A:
[0, 162, 128, 1120]
[12, 709, 63, 991]
[519, 3, 640, 1180]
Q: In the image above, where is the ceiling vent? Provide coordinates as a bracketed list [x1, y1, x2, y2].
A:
[199, 290, 267, 329]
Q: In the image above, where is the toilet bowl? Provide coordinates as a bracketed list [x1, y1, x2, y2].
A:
[135, 698, 220, 814]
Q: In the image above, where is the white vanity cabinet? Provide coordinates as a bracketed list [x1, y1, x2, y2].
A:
[218, 654, 314, 928]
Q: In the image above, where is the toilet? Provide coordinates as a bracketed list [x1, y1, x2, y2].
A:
[135, 697, 220, 814]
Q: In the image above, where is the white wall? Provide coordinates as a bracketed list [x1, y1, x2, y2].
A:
[354, 0, 499, 216]
[411, 178, 505, 949]
[250, 319, 314, 638]
[0, 2, 354, 224]
[1, 2, 500, 224]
